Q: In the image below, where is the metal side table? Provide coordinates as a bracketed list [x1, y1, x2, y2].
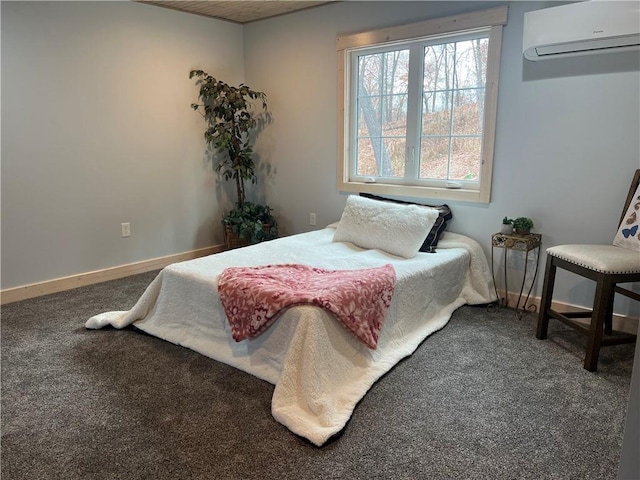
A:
[491, 232, 542, 317]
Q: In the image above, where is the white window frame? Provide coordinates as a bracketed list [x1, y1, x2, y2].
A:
[337, 7, 508, 203]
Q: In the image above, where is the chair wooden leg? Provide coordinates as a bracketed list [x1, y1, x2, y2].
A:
[604, 296, 613, 336]
[584, 275, 615, 372]
[536, 255, 557, 340]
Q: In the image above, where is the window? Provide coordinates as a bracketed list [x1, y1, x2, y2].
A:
[337, 7, 507, 203]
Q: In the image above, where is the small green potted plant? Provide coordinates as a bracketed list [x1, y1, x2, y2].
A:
[512, 217, 534, 235]
[221, 202, 277, 248]
[190, 69, 277, 247]
[501, 217, 514, 234]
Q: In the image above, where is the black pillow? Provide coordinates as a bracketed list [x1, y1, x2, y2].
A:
[359, 193, 452, 253]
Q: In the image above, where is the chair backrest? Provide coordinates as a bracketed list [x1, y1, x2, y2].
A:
[613, 168, 640, 252]
[618, 169, 640, 229]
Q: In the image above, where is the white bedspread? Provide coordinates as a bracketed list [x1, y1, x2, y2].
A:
[86, 227, 495, 446]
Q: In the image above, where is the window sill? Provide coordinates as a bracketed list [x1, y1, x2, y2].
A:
[338, 180, 490, 204]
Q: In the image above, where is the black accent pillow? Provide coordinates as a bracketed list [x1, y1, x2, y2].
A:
[359, 193, 452, 253]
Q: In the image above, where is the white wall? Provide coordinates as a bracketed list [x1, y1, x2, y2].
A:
[244, 1, 640, 316]
[1, 1, 244, 289]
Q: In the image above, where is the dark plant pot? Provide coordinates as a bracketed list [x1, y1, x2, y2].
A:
[224, 225, 248, 249]
[224, 224, 273, 250]
[514, 228, 531, 235]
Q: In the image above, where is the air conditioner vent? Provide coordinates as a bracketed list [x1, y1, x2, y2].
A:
[523, 1, 640, 61]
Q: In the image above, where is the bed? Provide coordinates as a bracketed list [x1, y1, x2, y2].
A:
[86, 196, 496, 446]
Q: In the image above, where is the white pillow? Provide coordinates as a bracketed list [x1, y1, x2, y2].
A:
[613, 182, 640, 253]
[333, 195, 438, 258]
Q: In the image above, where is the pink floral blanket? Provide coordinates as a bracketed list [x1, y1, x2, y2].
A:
[217, 264, 396, 349]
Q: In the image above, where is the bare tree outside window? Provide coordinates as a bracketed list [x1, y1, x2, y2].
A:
[356, 49, 409, 178]
[421, 37, 488, 182]
[354, 35, 489, 183]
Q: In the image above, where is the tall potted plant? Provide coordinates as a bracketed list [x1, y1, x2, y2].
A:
[190, 69, 277, 248]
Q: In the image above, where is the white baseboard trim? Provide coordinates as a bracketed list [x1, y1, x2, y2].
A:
[0, 244, 227, 305]
[497, 290, 639, 335]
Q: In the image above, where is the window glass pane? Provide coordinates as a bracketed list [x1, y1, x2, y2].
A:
[420, 137, 450, 180]
[449, 137, 481, 180]
[453, 38, 488, 89]
[358, 50, 409, 97]
[419, 34, 488, 182]
[356, 136, 404, 178]
[358, 54, 382, 97]
[383, 137, 406, 177]
[357, 95, 381, 137]
[422, 90, 451, 136]
[356, 137, 379, 176]
[424, 44, 454, 92]
[356, 48, 409, 179]
[452, 91, 483, 135]
[383, 50, 409, 93]
[382, 93, 408, 135]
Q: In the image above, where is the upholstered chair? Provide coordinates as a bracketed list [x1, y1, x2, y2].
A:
[536, 169, 640, 372]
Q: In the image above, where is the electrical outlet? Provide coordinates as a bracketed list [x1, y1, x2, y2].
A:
[121, 222, 131, 237]
[309, 213, 316, 226]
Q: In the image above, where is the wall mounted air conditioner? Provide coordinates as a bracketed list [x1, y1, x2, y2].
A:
[523, 1, 640, 61]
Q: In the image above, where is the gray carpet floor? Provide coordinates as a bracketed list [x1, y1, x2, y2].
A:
[1, 271, 635, 480]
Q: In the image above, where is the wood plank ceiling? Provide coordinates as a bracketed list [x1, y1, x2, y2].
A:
[138, 1, 337, 24]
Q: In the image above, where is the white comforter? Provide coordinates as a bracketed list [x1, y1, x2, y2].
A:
[86, 227, 495, 446]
